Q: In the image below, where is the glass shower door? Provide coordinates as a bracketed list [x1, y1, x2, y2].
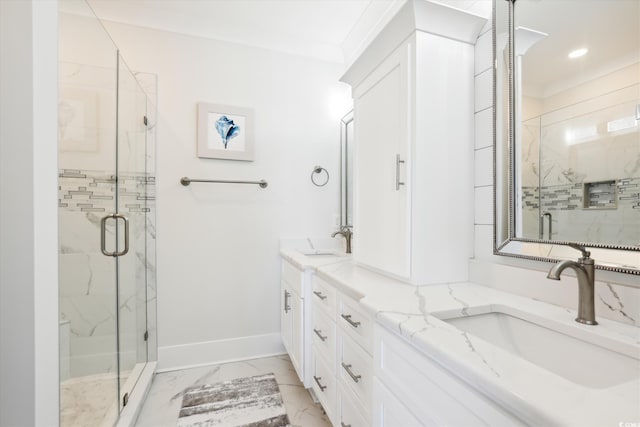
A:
[115, 53, 150, 409]
[58, 1, 121, 425]
[59, 1, 156, 424]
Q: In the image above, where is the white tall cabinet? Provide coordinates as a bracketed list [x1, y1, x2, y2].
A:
[341, 0, 486, 284]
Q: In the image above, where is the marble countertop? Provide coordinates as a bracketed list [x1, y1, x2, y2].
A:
[312, 261, 640, 427]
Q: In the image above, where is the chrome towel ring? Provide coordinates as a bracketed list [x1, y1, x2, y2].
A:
[311, 166, 329, 187]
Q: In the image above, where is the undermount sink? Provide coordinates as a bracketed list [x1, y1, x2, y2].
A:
[298, 249, 344, 256]
[438, 310, 639, 389]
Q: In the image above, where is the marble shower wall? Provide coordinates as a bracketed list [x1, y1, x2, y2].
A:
[58, 62, 157, 378]
[519, 85, 640, 245]
[58, 170, 156, 377]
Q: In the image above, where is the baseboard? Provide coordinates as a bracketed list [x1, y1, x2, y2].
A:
[157, 332, 286, 372]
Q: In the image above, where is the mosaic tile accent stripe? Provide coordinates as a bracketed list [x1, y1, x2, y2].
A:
[522, 177, 640, 212]
[59, 169, 155, 213]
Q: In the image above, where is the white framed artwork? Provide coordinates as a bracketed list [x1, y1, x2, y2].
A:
[197, 102, 255, 161]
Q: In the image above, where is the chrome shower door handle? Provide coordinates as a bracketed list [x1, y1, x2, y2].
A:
[101, 214, 116, 257]
[114, 214, 130, 257]
[395, 154, 405, 190]
[100, 213, 130, 257]
[539, 212, 552, 240]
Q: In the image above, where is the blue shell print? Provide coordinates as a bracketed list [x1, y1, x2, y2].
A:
[215, 116, 240, 149]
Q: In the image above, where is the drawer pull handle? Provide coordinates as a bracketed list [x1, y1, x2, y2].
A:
[341, 314, 361, 328]
[313, 375, 327, 392]
[341, 423, 352, 427]
[341, 363, 361, 383]
[313, 291, 327, 300]
[313, 328, 327, 341]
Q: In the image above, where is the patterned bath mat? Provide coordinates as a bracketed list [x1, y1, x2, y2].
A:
[177, 373, 291, 427]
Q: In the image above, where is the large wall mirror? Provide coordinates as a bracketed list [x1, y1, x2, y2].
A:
[494, 0, 640, 275]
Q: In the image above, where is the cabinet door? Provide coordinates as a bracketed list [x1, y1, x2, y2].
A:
[353, 45, 411, 278]
[373, 378, 425, 427]
[289, 291, 304, 382]
[280, 281, 293, 356]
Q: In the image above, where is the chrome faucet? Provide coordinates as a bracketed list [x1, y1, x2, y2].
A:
[546, 244, 597, 325]
[331, 226, 352, 254]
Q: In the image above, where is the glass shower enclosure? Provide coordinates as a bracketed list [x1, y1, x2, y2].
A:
[58, 1, 157, 425]
[518, 85, 640, 246]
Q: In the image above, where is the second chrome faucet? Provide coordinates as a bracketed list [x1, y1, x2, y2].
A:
[332, 226, 353, 254]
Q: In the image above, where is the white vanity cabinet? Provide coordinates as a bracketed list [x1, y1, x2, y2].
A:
[309, 275, 374, 427]
[341, 0, 486, 284]
[280, 259, 308, 386]
[373, 324, 525, 427]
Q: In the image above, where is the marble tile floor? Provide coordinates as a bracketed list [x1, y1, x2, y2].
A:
[135, 354, 332, 427]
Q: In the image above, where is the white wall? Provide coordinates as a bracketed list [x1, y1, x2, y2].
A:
[97, 22, 351, 369]
[471, 6, 640, 326]
[0, 0, 59, 425]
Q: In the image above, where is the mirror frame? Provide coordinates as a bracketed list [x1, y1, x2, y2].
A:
[492, 0, 640, 276]
[340, 109, 354, 229]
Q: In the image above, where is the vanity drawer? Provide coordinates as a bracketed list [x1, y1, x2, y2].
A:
[338, 293, 373, 355]
[312, 309, 336, 367]
[312, 351, 337, 424]
[338, 382, 370, 427]
[281, 260, 303, 296]
[311, 275, 336, 317]
[373, 377, 426, 427]
[338, 332, 373, 419]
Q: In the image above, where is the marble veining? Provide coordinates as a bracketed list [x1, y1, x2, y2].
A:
[599, 284, 637, 325]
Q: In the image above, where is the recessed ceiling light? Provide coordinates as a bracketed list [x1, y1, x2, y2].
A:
[568, 48, 588, 59]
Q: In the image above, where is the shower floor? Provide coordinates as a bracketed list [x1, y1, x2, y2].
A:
[60, 372, 120, 427]
[60, 364, 143, 427]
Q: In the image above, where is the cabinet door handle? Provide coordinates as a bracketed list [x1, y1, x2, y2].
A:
[313, 375, 327, 392]
[313, 328, 327, 341]
[341, 362, 362, 383]
[283, 290, 291, 313]
[313, 290, 327, 300]
[341, 313, 361, 328]
[395, 154, 405, 190]
[341, 423, 352, 427]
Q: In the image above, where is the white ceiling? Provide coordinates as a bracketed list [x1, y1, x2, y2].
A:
[516, 0, 639, 97]
[85, 0, 405, 64]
